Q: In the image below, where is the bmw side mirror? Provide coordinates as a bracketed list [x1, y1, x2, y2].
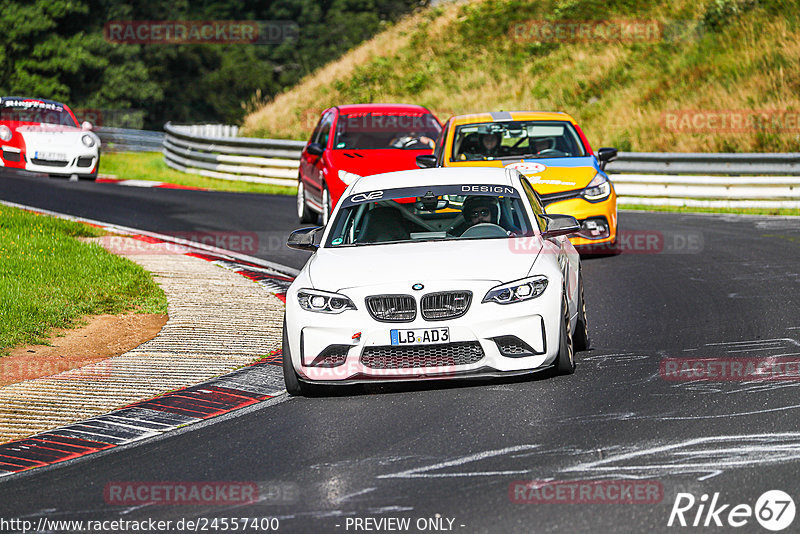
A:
[287, 227, 323, 251]
[306, 143, 325, 157]
[81, 121, 93, 131]
[416, 154, 436, 168]
[541, 214, 581, 238]
[597, 147, 618, 171]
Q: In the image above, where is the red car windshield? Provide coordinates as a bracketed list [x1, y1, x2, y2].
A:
[0, 99, 77, 127]
[333, 112, 441, 150]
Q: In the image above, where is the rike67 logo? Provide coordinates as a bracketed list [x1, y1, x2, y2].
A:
[668, 490, 795, 531]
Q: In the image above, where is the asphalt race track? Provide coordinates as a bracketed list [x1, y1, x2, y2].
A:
[3, 170, 800, 533]
[0, 170, 314, 270]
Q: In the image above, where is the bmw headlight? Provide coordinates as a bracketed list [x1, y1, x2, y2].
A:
[298, 289, 357, 314]
[483, 276, 548, 304]
[81, 134, 96, 148]
[582, 173, 611, 201]
[338, 170, 362, 185]
[0, 125, 12, 142]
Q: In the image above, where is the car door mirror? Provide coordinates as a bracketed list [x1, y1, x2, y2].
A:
[306, 143, 325, 157]
[416, 154, 436, 168]
[81, 121, 93, 131]
[541, 214, 581, 238]
[597, 147, 618, 171]
[287, 226, 323, 251]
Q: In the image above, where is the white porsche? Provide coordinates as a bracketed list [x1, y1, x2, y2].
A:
[0, 97, 101, 180]
[283, 166, 589, 395]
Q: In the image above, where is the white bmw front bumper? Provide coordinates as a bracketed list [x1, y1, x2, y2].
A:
[285, 279, 563, 384]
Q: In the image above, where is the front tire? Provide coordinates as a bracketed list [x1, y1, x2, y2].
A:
[282, 318, 305, 396]
[573, 271, 590, 352]
[555, 290, 576, 375]
[297, 180, 315, 224]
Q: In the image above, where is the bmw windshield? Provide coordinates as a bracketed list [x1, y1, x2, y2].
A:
[325, 184, 535, 247]
[451, 120, 587, 161]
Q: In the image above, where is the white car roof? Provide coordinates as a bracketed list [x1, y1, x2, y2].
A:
[348, 167, 517, 194]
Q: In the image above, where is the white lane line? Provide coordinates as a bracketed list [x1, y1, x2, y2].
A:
[562, 433, 800, 476]
[659, 403, 800, 420]
[377, 444, 539, 479]
[114, 180, 164, 188]
[706, 338, 800, 347]
[333, 487, 377, 504]
[725, 346, 788, 353]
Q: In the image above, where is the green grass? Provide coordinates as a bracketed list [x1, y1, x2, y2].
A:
[101, 152, 296, 196]
[0, 205, 168, 355]
[242, 0, 800, 153]
[620, 204, 800, 216]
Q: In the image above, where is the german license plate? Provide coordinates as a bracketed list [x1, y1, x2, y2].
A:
[390, 327, 450, 346]
[34, 151, 67, 161]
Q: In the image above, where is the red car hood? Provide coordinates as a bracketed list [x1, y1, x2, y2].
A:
[328, 149, 428, 176]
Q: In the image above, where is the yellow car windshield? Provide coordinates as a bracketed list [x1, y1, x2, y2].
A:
[451, 120, 586, 161]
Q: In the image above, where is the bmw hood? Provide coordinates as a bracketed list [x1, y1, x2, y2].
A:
[307, 238, 542, 291]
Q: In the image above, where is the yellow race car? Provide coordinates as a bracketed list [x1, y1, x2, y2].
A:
[418, 111, 618, 250]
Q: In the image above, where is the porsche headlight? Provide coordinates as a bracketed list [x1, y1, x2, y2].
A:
[81, 134, 96, 148]
[338, 170, 362, 185]
[582, 173, 611, 201]
[298, 289, 357, 314]
[0, 126, 12, 142]
[483, 276, 548, 304]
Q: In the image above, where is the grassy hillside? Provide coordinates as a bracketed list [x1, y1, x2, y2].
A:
[241, 0, 800, 153]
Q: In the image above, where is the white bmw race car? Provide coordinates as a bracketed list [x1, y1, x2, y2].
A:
[0, 96, 101, 180]
[283, 166, 589, 395]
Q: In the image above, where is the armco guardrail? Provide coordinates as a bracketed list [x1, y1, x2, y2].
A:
[162, 122, 304, 186]
[161, 127, 800, 207]
[607, 152, 800, 208]
[606, 152, 800, 176]
[96, 127, 164, 152]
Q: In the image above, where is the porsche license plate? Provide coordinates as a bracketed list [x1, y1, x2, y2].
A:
[390, 327, 450, 345]
[34, 151, 67, 161]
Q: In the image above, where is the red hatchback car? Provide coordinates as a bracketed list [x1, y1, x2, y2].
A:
[296, 103, 441, 224]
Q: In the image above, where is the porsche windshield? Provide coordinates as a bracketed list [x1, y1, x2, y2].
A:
[333, 112, 441, 150]
[0, 99, 77, 127]
[325, 185, 535, 247]
[451, 120, 587, 161]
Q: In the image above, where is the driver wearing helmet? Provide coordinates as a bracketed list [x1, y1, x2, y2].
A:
[462, 195, 501, 228]
[459, 195, 522, 236]
[531, 136, 556, 155]
[478, 132, 502, 158]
